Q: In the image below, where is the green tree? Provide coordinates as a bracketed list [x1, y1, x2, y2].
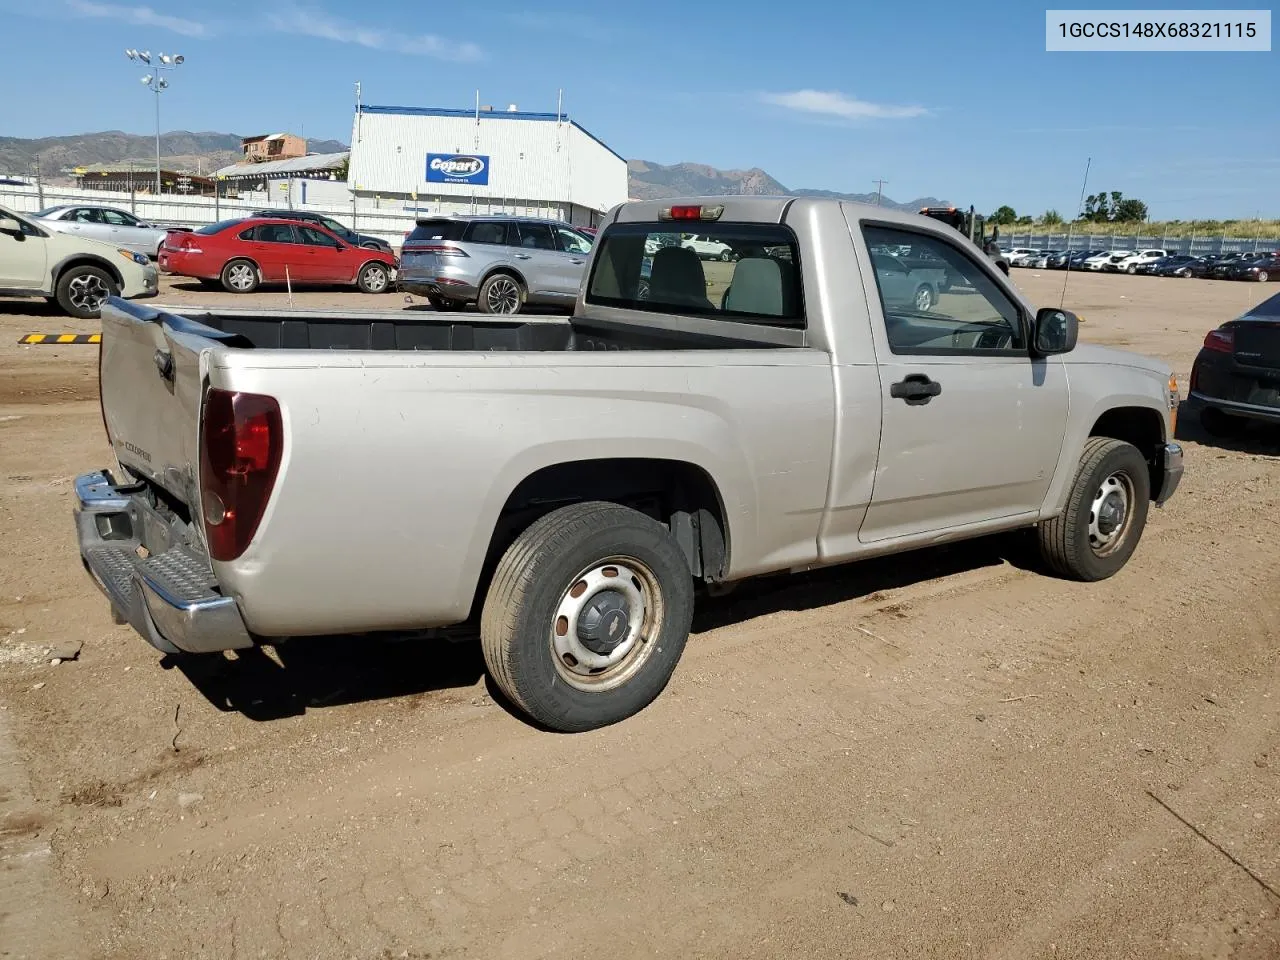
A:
[1016, 215, 1033, 225]
[1042, 209, 1064, 226]
[991, 205, 1018, 225]
[1113, 198, 1148, 222]
[1083, 193, 1110, 223]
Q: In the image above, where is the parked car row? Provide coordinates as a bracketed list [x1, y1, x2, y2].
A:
[1009, 247, 1280, 281]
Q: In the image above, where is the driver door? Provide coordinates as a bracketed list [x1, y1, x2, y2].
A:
[855, 221, 1070, 543]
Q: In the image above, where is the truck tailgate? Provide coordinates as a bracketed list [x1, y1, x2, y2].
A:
[99, 299, 241, 508]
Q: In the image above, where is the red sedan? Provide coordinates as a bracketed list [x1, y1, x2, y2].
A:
[159, 218, 396, 294]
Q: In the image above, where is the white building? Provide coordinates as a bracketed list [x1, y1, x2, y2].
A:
[347, 104, 627, 227]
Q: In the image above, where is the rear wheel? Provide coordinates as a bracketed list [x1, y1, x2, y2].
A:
[914, 284, 935, 311]
[55, 265, 117, 319]
[1126, 264, 1137, 274]
[357, 261, 390, 294]
[426, 293, 452, 311]
[1038, 437, 1150, 581]
[221, 259, 259, 294]
[1258, 270, 1270, 282]
[479, 273, 524, 315]
[480, 501, 695, 732]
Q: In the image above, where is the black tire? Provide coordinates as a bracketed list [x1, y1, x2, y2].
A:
[1258, 270, 1269, 282]
[1038, 437, 1151, 582]
[1200, 407, 1250, 438]
[221, 259, 259, 294]
[425, 293, 452, 311]
[1126, 263, 1137, 274]
[913, 284, 935, 311]
[55, 265, 118, 319]
[719, 249, 732, 261]
[480, 501, 695, 732]
[478, 273, 524, 315]
[357, 261, 390, 294]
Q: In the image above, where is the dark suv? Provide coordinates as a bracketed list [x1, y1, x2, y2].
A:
[249, 210, 393, 255]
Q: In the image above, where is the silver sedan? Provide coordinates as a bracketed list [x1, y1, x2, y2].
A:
[33, 204, 172, 259]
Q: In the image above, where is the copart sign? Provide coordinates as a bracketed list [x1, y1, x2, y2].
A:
[426, 154, 490, 185]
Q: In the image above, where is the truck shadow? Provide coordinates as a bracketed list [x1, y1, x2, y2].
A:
[165, 535, 1037, 725]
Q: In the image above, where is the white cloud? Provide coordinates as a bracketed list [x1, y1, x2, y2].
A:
[266, 6, 483, 61]
[760, 89, 929, 121]
[67, 0, 207, 36]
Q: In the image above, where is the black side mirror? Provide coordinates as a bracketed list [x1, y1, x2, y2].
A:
[1033, 307, 1078, 355]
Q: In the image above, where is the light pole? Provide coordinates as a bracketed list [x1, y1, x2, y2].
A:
[125, 48, 184, 195]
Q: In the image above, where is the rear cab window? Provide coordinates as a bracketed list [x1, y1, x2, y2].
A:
[585, 222, 804, 327]
[197, 219, 245, 236]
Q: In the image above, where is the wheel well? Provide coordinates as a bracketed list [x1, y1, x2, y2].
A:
[53, 256, 123, 289]
[1089, 406, 1166, 498]
[478, 458, 728, 606]
[482, 266, 526, 290]
[224, 256, 260, 274]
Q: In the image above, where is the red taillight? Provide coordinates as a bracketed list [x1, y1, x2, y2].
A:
[669, 205, 702, 220]
[1203, 327, 1234, 353]
[660, 204, 724, 221]
[199, 388, 284, 562]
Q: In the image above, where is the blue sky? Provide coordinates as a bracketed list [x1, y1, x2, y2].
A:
[2, 0, 1276, 219]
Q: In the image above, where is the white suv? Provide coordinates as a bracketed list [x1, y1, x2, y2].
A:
[1109, 249, 1168, 274]
[0, 204, 158, 318]
[681, 233, 736, 261]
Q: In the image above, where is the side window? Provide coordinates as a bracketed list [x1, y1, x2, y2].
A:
[862, 225, 1024, 355]
[99, 210, 133, 226]
[465, 220, 509, 245]
[555, 227, 591, 254]
[516, 222, 555, 250]
[319, 217, 351, 238]
[299, 226, 340, 247]
[238, 226, 259, 241]
[72, 208, 101, 223]
[257, 224, 298, 244]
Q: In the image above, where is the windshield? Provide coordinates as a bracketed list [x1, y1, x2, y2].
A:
[318, 216, 353, 238]
[33, 206, 66, 217]
[586, 221, 804, 327]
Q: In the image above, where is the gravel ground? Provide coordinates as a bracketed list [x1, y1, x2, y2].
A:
[0, 270, 1277, 960]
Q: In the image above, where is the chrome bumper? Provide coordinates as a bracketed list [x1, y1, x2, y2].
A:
[1155, 442, 1183, 506]
[74, 470, 253, 655]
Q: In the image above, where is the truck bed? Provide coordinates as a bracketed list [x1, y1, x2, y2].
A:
[133, 302, 805, 352]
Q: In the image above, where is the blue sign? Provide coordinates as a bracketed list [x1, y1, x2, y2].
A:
[426, 153, 490, 185]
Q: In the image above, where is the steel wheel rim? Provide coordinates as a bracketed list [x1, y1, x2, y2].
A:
[550, 556, 664, 693]
[486, 277, 520, 313]
[227, 263, 255, 290]
[363, 265, 387, 291]
[1088, 471, 1135, 557]
[68, 273, 110, 311]
[915, 286, 932, 311]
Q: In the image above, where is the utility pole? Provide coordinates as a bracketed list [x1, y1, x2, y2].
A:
[873, 179, 888, 206]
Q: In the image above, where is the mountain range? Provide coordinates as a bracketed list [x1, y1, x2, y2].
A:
[0, 131, 944, 210]
[0, 131, 349, 179]
[627, 160, 945, 212]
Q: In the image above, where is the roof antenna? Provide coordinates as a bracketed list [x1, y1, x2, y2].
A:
[1061, 156, 1091, 308]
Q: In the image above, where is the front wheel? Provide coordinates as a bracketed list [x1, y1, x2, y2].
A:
[1257, 270, 1270, 282]
[478, 273, 524, 315]
[357, 261, 390, 294]
[1037, 437, 1151, 581]
[719, 249, 732, 261]
[1126, 264, 1137, 274]
[914, 284, 935, 311]
[480, 501, 695, 732]
[55, 265, 118, 319]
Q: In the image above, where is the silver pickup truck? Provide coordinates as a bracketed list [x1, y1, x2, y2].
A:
[74, 196, 1184, 732]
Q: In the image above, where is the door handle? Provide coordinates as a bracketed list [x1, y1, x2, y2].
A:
[889, 373, 942, 405]
[514, 253, 532, 260]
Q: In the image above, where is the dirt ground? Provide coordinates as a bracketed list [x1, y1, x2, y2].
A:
[1, 271, 1278, 960]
